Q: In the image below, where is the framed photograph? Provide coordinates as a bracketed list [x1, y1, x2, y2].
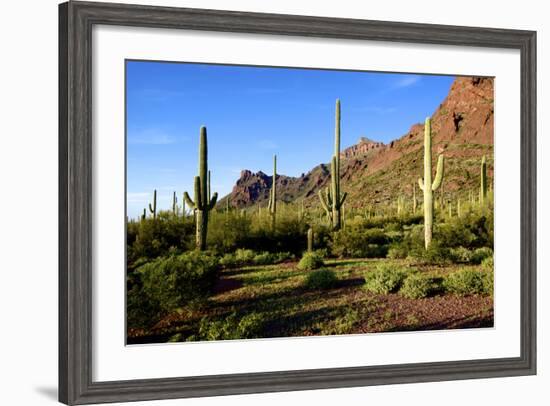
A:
[59, 1, 536, 404]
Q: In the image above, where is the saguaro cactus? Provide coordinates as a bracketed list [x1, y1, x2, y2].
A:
[141, 208, 146, 222]
[318, 99, 347, 230]
[148, 189, 157, 219]
[181, 194, 186, 217]
[184, 126, 218, 250]
[412, 182, 417, 214]
[172, 191, 178, 214]
[418, 118, 444, 249]
[480, 155, 488, 206]
[307, 227, 314, 252]
[267, 154, 277, 229]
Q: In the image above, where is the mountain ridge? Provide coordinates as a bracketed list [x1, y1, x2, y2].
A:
[218, 76, 494, 210]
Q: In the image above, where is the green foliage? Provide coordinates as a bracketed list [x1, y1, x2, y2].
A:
[481, 256, 494, 271]
[304, 268, 338, 290]
[137, 251, 219, 314]
[471, 247, 493, 264]
[444, 268, 492, 296]
[207, 211, 252, 254]
[127, 214, 195, 265]
[198, 311, 267, 340]
[297, 251, 325, 270]
[330, 227, 390, 258]
[220, 249, 294, 268]
[364, 264, 410, 294]
[399, 273, 443, 299]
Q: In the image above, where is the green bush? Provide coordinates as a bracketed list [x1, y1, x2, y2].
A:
[471, 247, 493, 265]
[481, 256, 494, 271]
[137, 251, 219, 313]
[444, 268, 492, 296]
[304, 268, 337, 290]
[330, 227, 390, 258]
[297, 251, 324, 270]
[198, 311, 266, 340]
[364, 264, 410, 294]
[449, 246, 474, 263]
[252, 251, 293, 265]
[207, 213, 253, 254]
[400, 273, 442, 299]
[127, 213, 195, 264]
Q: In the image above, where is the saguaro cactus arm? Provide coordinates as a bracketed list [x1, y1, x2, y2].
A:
[431, 155, 445, 191]
[208, 192, 218, 210]
[148, 189, 157, 217]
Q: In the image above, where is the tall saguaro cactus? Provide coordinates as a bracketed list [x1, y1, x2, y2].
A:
[480, 155, 488, 206]
[184, 126, 218, 251]
[148, 189, 157, 219]
[418, 118, 444, 250]
[172, 191, 178, 215]
[318, 99, 347, 230]
[267, 154, 277, 229]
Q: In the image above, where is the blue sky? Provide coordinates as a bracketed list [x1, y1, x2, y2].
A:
[126, 61, 454, 218]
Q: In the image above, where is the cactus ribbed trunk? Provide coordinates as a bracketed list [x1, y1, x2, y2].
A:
[480, 155, 487, 206]
[318, 99, 347, 230]
[418, 118, 444, 250]
[172, 191, 177, 214]
[268, 154, 277, 230]
[183, 127, 218, 251]
[307, 227, 314, 252]
[412, 183, 417, 214]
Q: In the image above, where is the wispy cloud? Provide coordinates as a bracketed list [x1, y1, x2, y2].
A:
[128, 128, 183, 145]
[392, 75, 422, 89]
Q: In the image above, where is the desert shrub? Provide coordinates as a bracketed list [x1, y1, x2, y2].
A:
[304, 268, 338, 290]
[137, 251, 219, 313]
[444, 268, 492, 296]
[364, 264, 410, 294]
[481, 256, 494, 271]
[387, 244, 408, 259]
[127, 214, 195, 264]
[400, 273, 443, 299]
[471, 247, 493, 265]
[206, 212, 252, 254]
[250, 251, 274, 265]
[297, 251, 324, 270]
[330, 227, 390, 258]
[198, 311, 266, 340]
[449, 246, 474, 263]
[253, 251, 294, 265]
[407, 240, 453, 265]
[126, 281, 162, 330]
[436, 211, 493, 250]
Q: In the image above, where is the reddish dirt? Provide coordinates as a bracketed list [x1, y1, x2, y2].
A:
[355, 293, 493, 333]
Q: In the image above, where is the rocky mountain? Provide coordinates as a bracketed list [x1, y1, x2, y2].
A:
[218, 76, 494, 210]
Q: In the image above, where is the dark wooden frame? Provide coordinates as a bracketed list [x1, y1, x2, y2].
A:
[59, 1, 537, 404]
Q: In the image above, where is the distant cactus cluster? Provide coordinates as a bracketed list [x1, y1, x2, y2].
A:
[133, 98, 491, 253]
